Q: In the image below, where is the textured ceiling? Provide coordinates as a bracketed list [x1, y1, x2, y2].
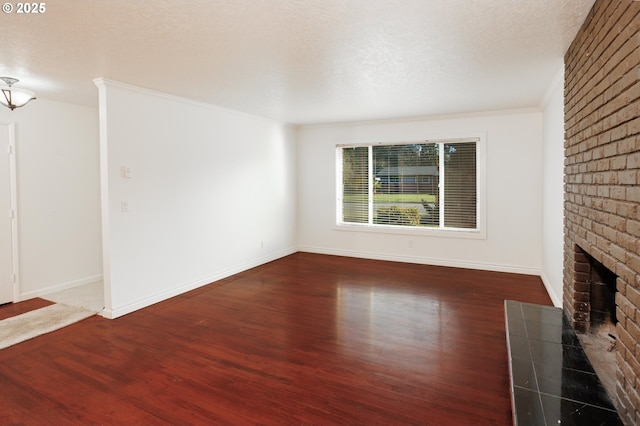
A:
[0, 0, 595, 124]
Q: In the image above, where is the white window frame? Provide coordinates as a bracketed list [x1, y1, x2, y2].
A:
[335, 135, 487, 240]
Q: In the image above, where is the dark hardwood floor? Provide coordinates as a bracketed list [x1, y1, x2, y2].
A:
[0, 297, 53, 320]
[0, 253, 552, 425]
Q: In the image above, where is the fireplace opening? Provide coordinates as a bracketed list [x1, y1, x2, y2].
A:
[589, 257, 617, 340]
[573, 246, 618, 405]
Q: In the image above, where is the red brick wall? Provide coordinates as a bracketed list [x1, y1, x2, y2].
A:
[564, 0, 640, 423]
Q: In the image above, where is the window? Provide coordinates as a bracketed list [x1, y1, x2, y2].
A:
[337, 139, 481, 233]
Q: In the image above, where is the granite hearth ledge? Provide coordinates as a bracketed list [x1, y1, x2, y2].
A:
[504, 300, 622, 426]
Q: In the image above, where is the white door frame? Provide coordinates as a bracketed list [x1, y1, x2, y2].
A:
[1, 123, 19, 303]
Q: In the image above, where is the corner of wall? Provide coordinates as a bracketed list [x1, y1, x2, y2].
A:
[540, 271, 562, 307]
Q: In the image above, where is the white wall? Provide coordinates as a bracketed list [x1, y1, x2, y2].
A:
[297, 110, 543, 275]
[540, 69, 565, 307]
[95, 80, 297, 318]
[0, 99, 102, 299]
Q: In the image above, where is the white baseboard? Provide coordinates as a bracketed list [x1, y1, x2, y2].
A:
[20, 274, 103, 301]
[103, 247, 297, 319]
[298, 245, 542, 276]
[540, 271, 563, 307]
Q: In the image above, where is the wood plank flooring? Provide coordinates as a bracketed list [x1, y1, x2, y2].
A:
[0, 253, 552, 425]
[0, 297, 54, 321]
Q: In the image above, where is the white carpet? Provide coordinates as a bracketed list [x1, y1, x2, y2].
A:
[0, 303, 96, 350]
[42, 281, 104, 313]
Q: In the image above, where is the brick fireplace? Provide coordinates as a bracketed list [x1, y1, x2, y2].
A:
[563, 0, 640, 424]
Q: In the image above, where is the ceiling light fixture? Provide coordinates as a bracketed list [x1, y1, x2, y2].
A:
[0, 77, 36, 110]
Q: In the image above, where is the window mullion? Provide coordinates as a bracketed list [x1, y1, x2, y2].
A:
[438, 143, 445, 229]
[368, 145, 373, 225]
[336, 148, 343, 224]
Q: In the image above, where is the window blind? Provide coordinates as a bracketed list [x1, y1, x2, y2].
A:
[341, 146, 369, 223]
[443, 142, 476, 229]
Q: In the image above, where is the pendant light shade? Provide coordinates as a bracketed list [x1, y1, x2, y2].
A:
[0, 77, 36, 110]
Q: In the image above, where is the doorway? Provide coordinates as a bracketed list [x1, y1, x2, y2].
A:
[0, 123, 17, 304]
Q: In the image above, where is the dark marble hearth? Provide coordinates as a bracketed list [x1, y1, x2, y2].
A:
[504, 300, 622, 426]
